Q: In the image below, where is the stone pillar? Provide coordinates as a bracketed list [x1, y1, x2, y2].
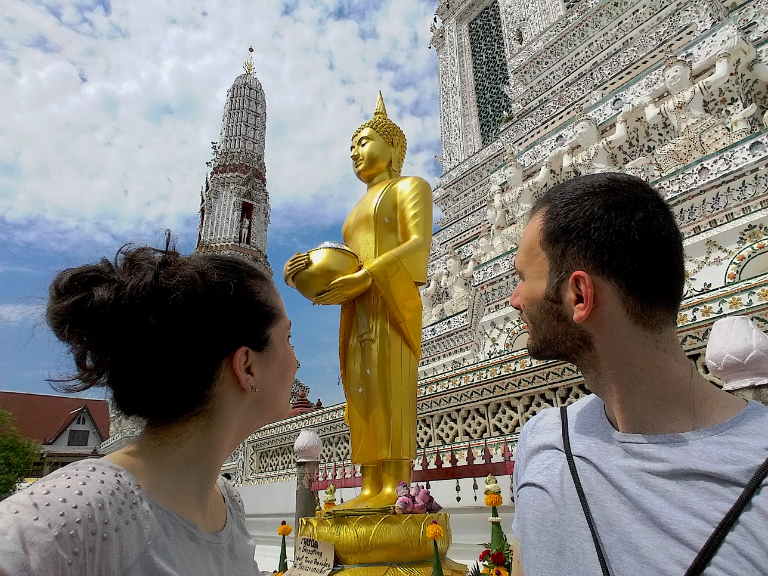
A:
[706, 315, 768, 407]
[293, 428, 322, 538]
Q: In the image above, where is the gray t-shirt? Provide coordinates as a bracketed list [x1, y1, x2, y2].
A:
[0, 459, 260, 576]
[512, 395, 768, 575]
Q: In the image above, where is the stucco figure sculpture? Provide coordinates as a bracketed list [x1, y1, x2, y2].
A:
[486, 188, 518, 256]
[284, 93, 432, 510]
[741, 42, 768, 127]
[487, 186, 509, 232]
[501, 149, 551, 217]
[554, 109, 629, 176]
[239, 216, 250, 244]
[442, 249, 475, 316]
[474, 232, 493, 264]
[635, 41, 756, 175]
[500, 151, 552, 247]
[420, 271, 444, 326]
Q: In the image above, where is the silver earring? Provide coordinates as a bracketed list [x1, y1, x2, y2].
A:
[250, 384, 258, 393]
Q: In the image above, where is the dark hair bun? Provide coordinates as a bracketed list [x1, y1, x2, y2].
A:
[47, 243, 278, 424]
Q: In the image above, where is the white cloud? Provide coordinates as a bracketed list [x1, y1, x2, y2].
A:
[0, 0, 440, 248]
[0, 303, 46, 325]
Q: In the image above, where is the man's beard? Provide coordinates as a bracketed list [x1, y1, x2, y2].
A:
[523, 288, 594, 366]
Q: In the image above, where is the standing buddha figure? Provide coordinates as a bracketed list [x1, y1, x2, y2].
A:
[285, 93, 432, 509]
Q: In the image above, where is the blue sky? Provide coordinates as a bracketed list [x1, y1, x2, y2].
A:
[0, 0, 441, 407]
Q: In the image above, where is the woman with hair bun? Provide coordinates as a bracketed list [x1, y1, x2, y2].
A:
[0, 242, 297, 575]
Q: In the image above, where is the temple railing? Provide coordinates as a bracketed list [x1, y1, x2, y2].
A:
[311, 439, 516, 491]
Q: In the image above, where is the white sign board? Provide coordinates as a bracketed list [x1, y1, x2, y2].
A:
[284, 537, 335, 576]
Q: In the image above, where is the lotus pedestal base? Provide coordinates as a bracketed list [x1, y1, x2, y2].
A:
[298, 512, 467, 576]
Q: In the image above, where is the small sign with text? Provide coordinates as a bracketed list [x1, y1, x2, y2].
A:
[284, 537, 335, 576]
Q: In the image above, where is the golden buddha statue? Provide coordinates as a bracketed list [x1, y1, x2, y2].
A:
[284, 92, 432, 510]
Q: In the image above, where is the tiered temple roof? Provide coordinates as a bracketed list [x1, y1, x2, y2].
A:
[196, 53, 271, 275]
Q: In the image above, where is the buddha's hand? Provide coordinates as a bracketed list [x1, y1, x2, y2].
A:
[313, 268, 372, 305]
[284, 252, 310, 286]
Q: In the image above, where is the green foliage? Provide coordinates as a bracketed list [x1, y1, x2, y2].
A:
[432, 539, 444, 576]
[475, 507, 512, 573]
[499, 539, 513, 566]
[467, 561, 483, 576]
[490, 506, 506, 552]
[0, 409, 39, 495]
[278, 534, 288, 572]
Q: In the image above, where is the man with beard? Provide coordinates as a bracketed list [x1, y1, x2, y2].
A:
[508, 173, 768, 576]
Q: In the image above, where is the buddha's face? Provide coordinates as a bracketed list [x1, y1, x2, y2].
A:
[664, 63, 691, 91]
[351, 127, 392, 184]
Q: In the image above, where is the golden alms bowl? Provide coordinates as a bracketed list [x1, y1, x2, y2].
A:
[286, 242, 361, 301]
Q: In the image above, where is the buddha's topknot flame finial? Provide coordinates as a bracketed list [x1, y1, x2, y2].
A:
[374, 91, 388, 117]
[352, 91, 407, 175]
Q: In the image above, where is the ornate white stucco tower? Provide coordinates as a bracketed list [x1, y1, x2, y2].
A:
[196, 51, 271, 276]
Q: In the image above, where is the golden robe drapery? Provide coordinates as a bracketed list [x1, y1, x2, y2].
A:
[339, 176, 432, 464]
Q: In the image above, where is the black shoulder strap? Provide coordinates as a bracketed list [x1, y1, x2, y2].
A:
[561, 405, 611, 576]
[560, 404, 768, 576]
[684, 455, 768, 576]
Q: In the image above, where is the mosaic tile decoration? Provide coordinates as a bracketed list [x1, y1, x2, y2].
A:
[468, 1, 512, 145]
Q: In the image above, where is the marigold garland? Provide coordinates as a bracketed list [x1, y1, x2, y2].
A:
[485, 493, 503, 507]
[323, 502, 335, 510]
[277, 521, 292, 537]
[426, 520, 444, 540]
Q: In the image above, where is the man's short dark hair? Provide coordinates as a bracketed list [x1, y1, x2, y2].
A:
[530, 173, 684, 331]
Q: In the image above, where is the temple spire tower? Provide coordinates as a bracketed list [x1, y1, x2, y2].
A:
[196, 47, 271, 275]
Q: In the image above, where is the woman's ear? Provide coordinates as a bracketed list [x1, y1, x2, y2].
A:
[230, 346, 258, 393]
